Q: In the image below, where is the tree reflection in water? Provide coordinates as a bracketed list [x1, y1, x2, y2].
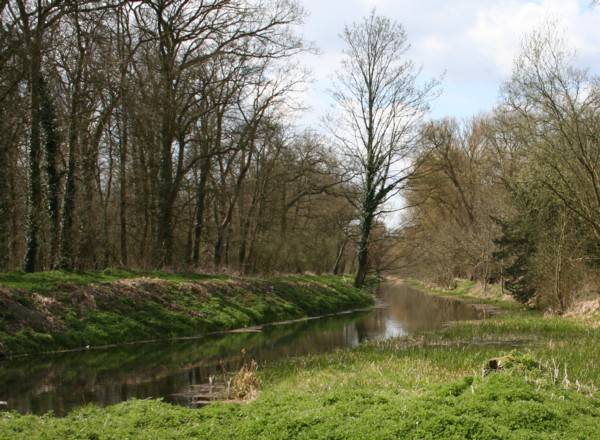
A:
[0, 283, 485, 415]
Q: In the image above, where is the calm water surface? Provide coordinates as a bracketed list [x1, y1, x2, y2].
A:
[0, 282, 486, 415]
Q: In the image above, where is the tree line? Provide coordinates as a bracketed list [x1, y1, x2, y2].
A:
[1, 4, 434, 288]
[8, 3, 594, 302]
[0, 0, 367, 275]
[398, 26, 600, 311]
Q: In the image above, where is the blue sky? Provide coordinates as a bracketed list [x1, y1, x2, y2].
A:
[297, 0, 600, 126]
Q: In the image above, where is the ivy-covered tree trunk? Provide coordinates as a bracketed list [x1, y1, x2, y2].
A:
[0, 108, 10, 270]
[119, 114, 129, 267]
[157, 151, 174, 267]
[23, 38, 43, 273]
[40, 77, 61, 267]
[354, 210, 374, 287]
[59, 24, 85, 270]
[59, 133, 78, 269]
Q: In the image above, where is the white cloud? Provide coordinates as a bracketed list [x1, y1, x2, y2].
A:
[294, 0, 600, 225]
[419, 35, 448, 55]
[465, 0, 583, 76]
[298, 0, 600, 124]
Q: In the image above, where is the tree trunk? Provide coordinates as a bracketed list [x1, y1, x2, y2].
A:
[59, 23, 85, 270]
[238, 222, 249, 271]
[354, 212, 374, 287]
[157, 195, 174, 267]
[224, 225, 231, 267]
[9, 148, 19, 269]
[156, 19, 178, 268]
[23, 38, 43, 272]
[60, 126, 78, 270]
[40, 77, 61, 267]
[333, 237, 348, 275]
[245, 193, 264, 274]
[0, 106, 10, 270]
[214, 231, 224, 268]
[192, 154, 210, 265]
[555, 209, 568, 312]
[238, 189, 259, 272]
[79, 137, 99, 269]
[117, 5, 129, 267]
[156, 111, 174, 266]
[119, 124, 128, 266]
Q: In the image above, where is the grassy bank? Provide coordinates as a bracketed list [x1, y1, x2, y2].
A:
[0, 271, 374, 357]
[405, 278, 523, 311]
[1, 279, 599, 439]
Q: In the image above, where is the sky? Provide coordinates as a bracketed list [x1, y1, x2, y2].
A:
[291, 0, 600, 226]
[296, 0, 600, 127]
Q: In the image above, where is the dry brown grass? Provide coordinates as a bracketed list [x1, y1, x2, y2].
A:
[232, 359, 261, 400]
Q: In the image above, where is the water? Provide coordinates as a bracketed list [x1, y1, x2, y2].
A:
[0, 282, 487, 415]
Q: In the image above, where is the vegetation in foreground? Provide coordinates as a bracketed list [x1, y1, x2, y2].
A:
[2, 353, 599, 440]
[1, 281, 599, 439]
[0, 271, 373, 357]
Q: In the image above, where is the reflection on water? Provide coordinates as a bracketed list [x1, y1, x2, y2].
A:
[0, 282, 486, 415]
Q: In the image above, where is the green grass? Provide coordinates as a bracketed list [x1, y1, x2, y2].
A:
[406, 278, 525, 311]
[1, 278, 599, 439]
[408, 278, 600, 386]
[1, 350, 598, 439]
[0, 272, 374, 357]
[0, 268, 227, 292]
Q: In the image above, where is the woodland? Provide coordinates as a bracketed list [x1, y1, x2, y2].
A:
[1, 1, 600, 303]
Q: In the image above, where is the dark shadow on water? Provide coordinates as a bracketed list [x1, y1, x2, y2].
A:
[0, 282, 487, 415]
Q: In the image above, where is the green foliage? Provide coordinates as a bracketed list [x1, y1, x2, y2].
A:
[1, 284, 600, 439]
[0, 269, 228, 292]
[0, 273, 373, 356]
[0, 351, 598, 439]
[492, 168, 597, 308]
[0, 269, 140, 291]
[493, 215, 537, 303]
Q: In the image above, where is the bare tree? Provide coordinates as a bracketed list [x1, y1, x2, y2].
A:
[503, 26, 600, 246]
[0, 0, 366, 275]
[129, 0, 304, 267]
[329, 11, 437, 287]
